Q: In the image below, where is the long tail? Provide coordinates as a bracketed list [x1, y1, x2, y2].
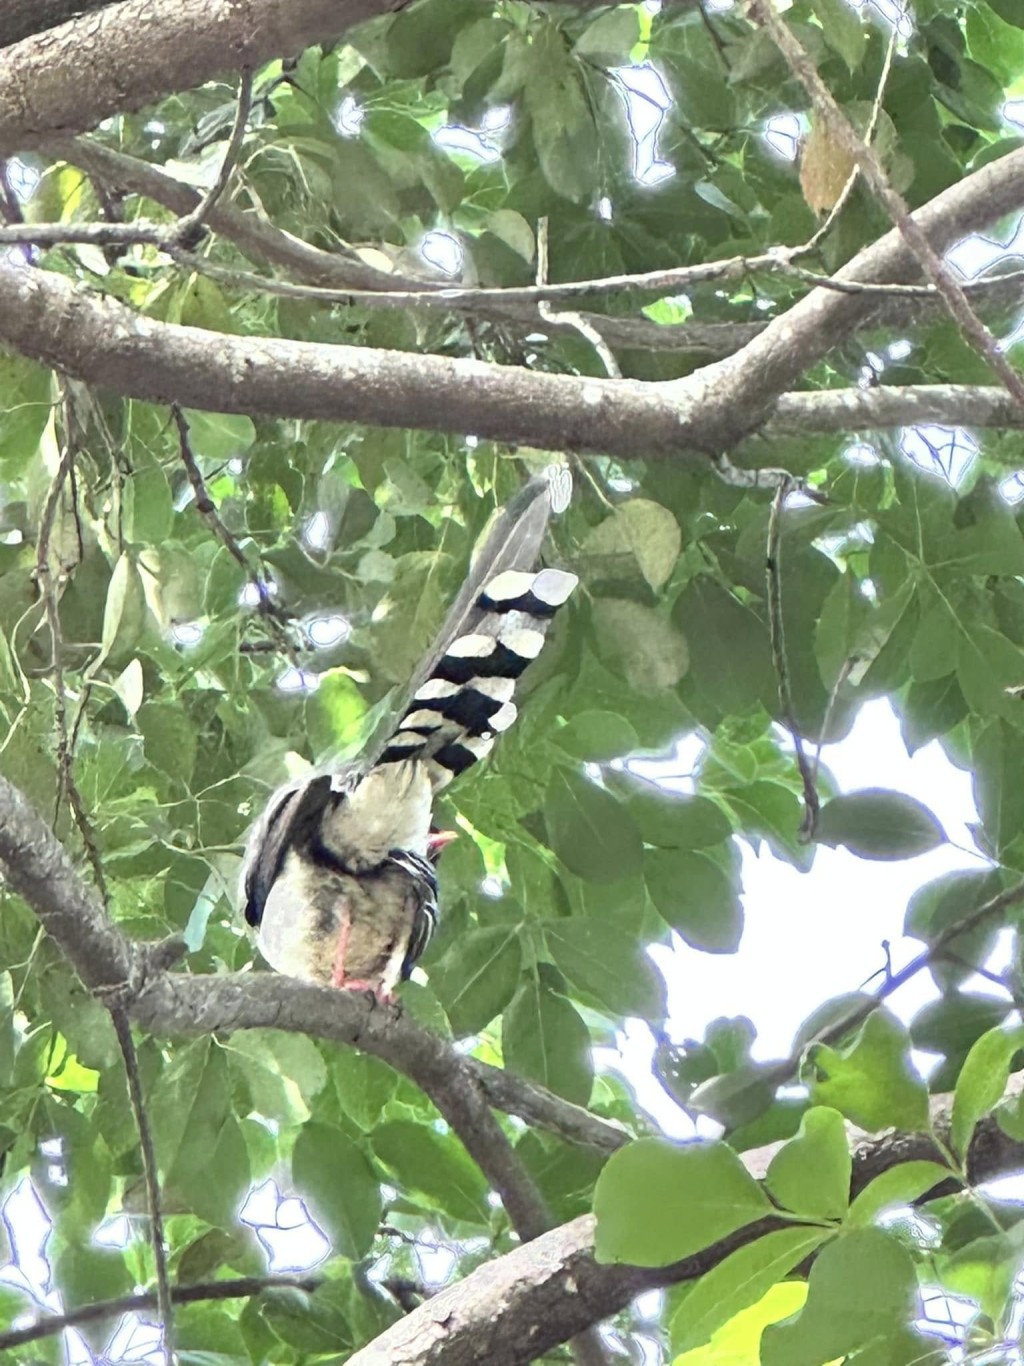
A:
[373, 477, 577, 788]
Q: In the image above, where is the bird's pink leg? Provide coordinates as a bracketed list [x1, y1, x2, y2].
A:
[331, 908, 353, 989]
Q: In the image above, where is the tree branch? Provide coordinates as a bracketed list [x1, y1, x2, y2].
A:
[684, 147, 1024, 448]
[767, 385, 1024, 435]
[343, 1088, 1024, 1366]
[0, 147, 1022, 460]
[0, 1274, 321, 1352]
[0, 0, 398, 157]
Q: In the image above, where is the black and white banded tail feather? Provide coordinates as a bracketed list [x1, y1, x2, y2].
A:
[372, 478, 578, 789]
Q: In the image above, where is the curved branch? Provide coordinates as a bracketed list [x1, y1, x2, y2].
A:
[686, 146, 1024, 447]
[0, 262, 707, 460]
[0, 149, 1022, 460]
[0, 0, 396, 158]
[0, 774, 623, 1190]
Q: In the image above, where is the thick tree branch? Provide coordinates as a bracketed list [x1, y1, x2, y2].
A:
[343, 1090, 1024, 1366]
[0, 261, 707, 460]
[0, 0, 398, 158]
[686, 147, 1024, 448]
[0, 773, 623, 1186]
[0, 148, 1022, 460]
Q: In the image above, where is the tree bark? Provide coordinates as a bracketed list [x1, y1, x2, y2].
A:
[0, 0, 397, 157]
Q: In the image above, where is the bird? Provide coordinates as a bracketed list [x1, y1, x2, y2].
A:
[240, 475, 577, 1000]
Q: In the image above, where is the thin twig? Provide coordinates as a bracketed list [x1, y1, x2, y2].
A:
[33, 390, 108, 899]
[0, 1273, 320, 1352]
[795, 25, 897, 257]
[170, 405, 299, 656]
[174, 67, 253, 247]
[748, 0, 1024, 414]
[766, 479, 820, 837]
[108, 1006, 175, 1366]
[760, 878, 1024, 1095]
[536, 217, 621, 378]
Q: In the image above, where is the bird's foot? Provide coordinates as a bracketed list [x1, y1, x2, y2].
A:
[334, 975, 396, 1006]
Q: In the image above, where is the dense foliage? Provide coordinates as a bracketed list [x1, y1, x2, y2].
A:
[3, 0, 1024, 1362]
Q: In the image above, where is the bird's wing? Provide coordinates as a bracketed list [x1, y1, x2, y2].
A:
[241, 771, 336, 928]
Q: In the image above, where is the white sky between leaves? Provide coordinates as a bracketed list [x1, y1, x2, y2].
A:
[5, 0, 1024, 1361]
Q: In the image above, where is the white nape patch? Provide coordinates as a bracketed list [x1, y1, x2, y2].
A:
[496, 626, 545, 659]
[447, 633, 497, 658]
[488, 702, 518, 733]
[402, 708, 445, 730]
[416, 678, 463, 700]
[532, 567, 578, 605]
[484, 569, 539, 603]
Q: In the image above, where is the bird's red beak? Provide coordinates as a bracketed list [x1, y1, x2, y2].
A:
[427, 828, 459, 857]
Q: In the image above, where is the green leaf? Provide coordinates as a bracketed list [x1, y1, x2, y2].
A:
[581, 499, 681, 590]
[292, 1121, 381, 1258]
[593, 1138, 771, 1266]
[972, 721, 1024, 859]
[428, 925, 522, 1036]
[910, 991, 1013, 1088]
[554, 710, 639, 762]
[810, 0, 867, 69]
[674, 579, 776, 719]
[760, 1228, 918, 1366]
[373, 1119, 491, 1225]
[573, 8, 641, 64]
[332, 1051, 399, 1131]
[99, 552, 147, 667]
[951, 1023, 1024, 1157]
[808, 1010, 929, 1133]
[618, 782, 733, 850]
[524, 28, 599, 201]
[138, 700, 198, 786]
[816, 788, 946, 860]
[591, 598, 689, 693]
[645, 845, 743, 952]
[765, 1107, 851, 1220]
[148, 1038, 251, 1226]
[183, 408, 256, 460]
[503, 966, 594, 1105]
[545, 917, 666, 1021]
[904, 868, 1004, 990]
[670, 1226, 830, 1354]
[307, 669, 369, 759]
[847, 1160, 952, 1227]
[671, 1281, 808, 1365]
[985, 0, 1024, 30]
[226, 1030, 327, 1123]
[260, 1282, 353, 1353]
[545, 768, 644, 882]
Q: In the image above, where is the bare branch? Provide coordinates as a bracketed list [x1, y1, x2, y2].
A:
[0, 1274, 321, 1352]
[0, 146, 1022, 461]
[106, 1009, 175, 1366]
[0, 0, 399, 158]
[172, 65, 253, 248]
[765, 480, 819, 837]
[767, 384, 1024, 435]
